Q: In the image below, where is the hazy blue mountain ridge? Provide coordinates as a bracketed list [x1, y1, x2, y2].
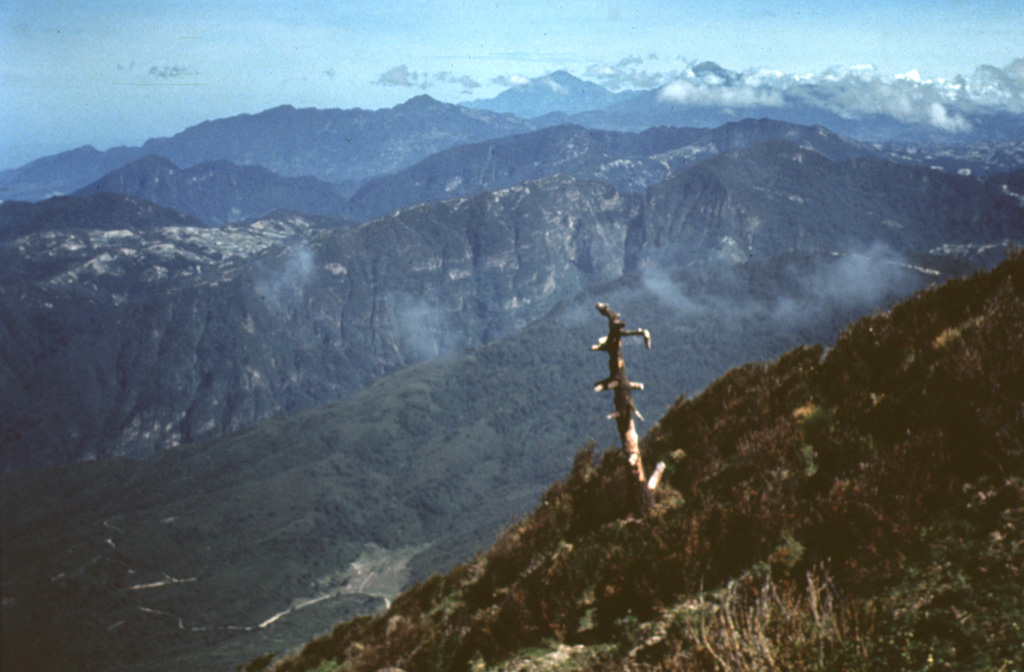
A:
[0, 98, 538, 203]
[5, 78, 1024, 206]
[0, 144, 147, 202]
[345, 119, 882, 223]
[138, 98, 537, 184]
[55, 119, 882, 228]
[72, 156, 357, 226]
[465, 66, 1024, 145]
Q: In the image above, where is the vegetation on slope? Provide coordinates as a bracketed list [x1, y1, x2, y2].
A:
[254, 250, 1024, 672]
[6, 250, 886, 672]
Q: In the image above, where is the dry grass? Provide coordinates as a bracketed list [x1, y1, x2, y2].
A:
[681, 569, 866, 671]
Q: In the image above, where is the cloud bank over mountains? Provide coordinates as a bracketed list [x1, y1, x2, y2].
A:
[426, 54, 1024, 134]
[650, 57, 1023, 133]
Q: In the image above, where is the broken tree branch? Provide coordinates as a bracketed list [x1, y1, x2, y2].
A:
[591, 302, 654, 516]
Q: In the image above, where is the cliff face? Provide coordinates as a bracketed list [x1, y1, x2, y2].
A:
[628, 140, 1024, 271]
[2, 139, 1021, 470]
[0, 176, 634, 469]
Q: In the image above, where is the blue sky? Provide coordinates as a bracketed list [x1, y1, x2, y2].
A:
[2, 0, 1022, 168]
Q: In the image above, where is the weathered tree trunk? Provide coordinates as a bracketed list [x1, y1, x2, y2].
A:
[591, 303, 655, 517]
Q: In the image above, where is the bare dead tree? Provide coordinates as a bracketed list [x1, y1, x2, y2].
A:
[591, 302, 660, 516]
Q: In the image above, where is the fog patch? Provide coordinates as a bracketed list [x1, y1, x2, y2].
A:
[631, 243, 922, 331]
[928, 102, 971, 133]
[771, 244, 916, 326]
[389, 290, 466, 363]
[641, 264, 709, 316]
[255, 243, 316, 309]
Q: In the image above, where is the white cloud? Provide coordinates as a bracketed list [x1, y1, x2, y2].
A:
[584, 54, 680, 90]
[659, 79, 785, 108]
[376, 65, 481, 94]
[640, 264, 707, 316]
[928, 102, 972, 133]
[376, 65, 422, 88]
[255, 243, 316, 309]
[434, 72, 481, 92]
[572, 57, 1024, 131]
[388, 290, 465, 362]
[966, 61, 1024, 111]
[895, 69, 922, 83]
[781, 66, 988, 132]
[492, 74, 531, 87]
[148, 65, 196, 79]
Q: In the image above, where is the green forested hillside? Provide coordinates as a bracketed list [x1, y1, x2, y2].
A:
[256, 250, 1024, 672]
[0, 250, 943, 672]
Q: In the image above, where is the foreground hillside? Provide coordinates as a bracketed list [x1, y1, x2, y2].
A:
[254, 251, 1024, 672]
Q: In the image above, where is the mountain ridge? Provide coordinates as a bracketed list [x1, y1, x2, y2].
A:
[464, 63, 1024, 145]
[5, 82, 1023, 205]
[8, 118, 881, 226]
[72, 156, 357, 226]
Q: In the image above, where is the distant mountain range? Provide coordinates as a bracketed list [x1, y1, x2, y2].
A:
[9, 114, 1020, 230]
[4, 67, 1023, 205]
[63, 119, 882, 226]
[344, 119, 885, 223]
[0, 97, 536, 202]
[466, 63, 1024, 144]
[462, 69, 641, 117]
[72, 156, 356, 226]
